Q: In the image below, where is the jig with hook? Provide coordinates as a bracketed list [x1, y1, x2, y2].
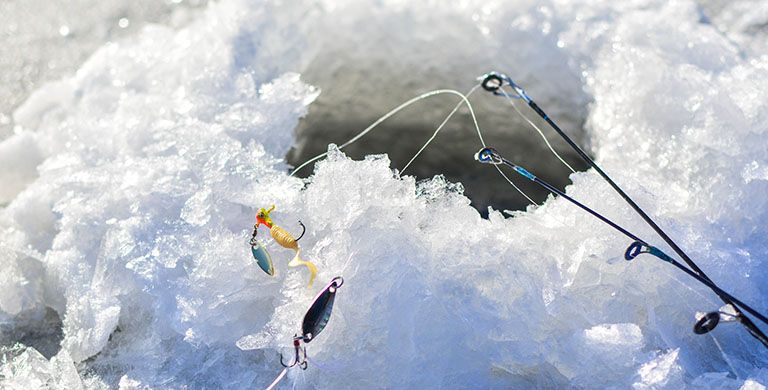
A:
[252, 205, 317, 287]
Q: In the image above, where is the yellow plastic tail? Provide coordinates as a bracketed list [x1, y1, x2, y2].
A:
[288, 249, 318, 287]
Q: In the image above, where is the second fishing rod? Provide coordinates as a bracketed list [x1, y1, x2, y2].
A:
[474, 146, 768, 339]
[479, 71, 768, 347]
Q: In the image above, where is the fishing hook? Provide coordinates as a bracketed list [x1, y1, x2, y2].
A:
[295, 221, 306, 241]
[280, 334, 308, 370]
[276, 275, 345, 373]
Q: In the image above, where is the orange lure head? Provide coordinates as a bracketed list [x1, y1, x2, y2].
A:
[255, 205, 276, 228]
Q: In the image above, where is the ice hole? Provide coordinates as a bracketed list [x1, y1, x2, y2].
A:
[287, 68, 591, 213]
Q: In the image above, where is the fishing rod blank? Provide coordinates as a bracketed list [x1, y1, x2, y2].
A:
[474, 147, 768, 338]
[479, 71, 716, 277]
[479, 72, 768, 348]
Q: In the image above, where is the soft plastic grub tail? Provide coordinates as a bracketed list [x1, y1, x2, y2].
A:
[288, 249, 318, 288]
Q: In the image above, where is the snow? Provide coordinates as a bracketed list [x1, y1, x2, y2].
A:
[1, 0, 768, 388]
[0, 0, 208, 139]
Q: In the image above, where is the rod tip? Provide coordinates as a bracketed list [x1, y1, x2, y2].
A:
[475, 147, 503, 165]
[480, 72, 505, 92]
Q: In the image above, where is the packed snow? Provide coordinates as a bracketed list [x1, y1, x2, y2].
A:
[0, 0, 209, 139]
[1, 0, 768, 388]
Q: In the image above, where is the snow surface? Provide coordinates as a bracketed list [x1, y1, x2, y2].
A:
[2, 0, 768, 388]
[0, 0, 208, 139]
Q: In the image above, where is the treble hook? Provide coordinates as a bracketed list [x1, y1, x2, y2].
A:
[280, 334, 308, 370]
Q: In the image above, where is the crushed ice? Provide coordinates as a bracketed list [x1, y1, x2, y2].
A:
[1, 0, 768, 388]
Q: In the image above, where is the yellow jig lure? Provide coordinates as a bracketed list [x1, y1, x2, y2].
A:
[252, 205, 318, 287]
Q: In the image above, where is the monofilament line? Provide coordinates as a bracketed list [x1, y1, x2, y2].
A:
[289, 89, 472, 176]
[498, 86, 576, 174]
[289, 88, 536, 205]
[397, 85, 535, 204]
[265, 367, 287, 390]
[400, 85, 482, 174]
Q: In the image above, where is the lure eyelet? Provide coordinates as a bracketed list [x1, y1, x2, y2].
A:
[331, 276, 344, 288]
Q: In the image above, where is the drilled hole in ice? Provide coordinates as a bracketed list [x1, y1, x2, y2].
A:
[287, 69, 591, 214]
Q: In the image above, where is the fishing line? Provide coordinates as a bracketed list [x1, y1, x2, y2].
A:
[265, 367, 287, 390]
[711, 335, 742, 379]
[290, 86, 536, 204]
[493, 165, 535, 205]
[400, 85, 481, 174]
[665, 273, 742, 378]
[497, 86, 576, 174]
[290, 89, 481, 177]
[397, 85, 535, 204]
[658, 262, 719, 310]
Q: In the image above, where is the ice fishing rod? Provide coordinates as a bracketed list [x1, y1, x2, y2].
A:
[480, 70, 708, 275]
[474, 147, 768, 337]
[476, 146, 768, 344]
[479, 72, 768, 348]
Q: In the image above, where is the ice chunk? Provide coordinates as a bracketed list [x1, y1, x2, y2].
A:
[582, 323, 644, 348]
[180, 187, 213, 226]
[633, 349, 684, 389]
[0, 345, 83, 389]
